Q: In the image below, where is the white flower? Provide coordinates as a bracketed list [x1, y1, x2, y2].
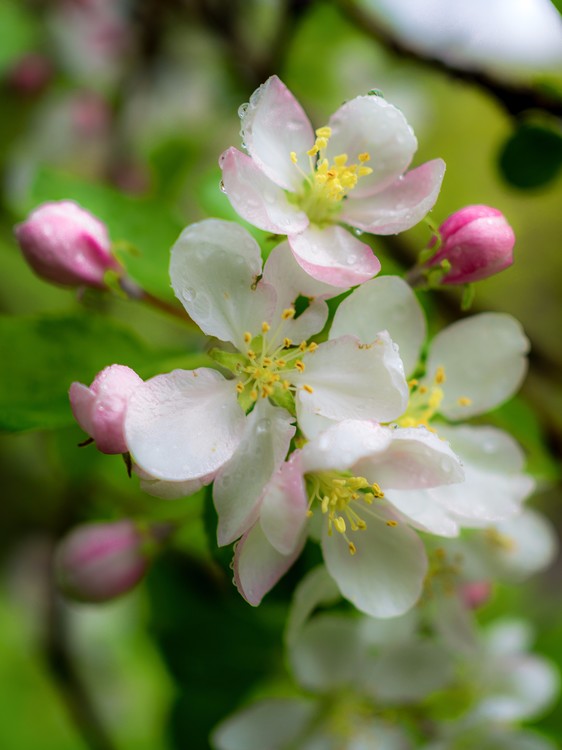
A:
[124, 221, 408, 506]
[231, 419, 463, 618]
[220, 75, 445, 287]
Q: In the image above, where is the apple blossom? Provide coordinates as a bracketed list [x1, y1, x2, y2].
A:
[70, 364, 143, 454]
[14, 200, 121, 288]
[421, 204, 515, 285]
[55, 519, 151, 602]
[232, 419, 464, 618]
[124, 220, 409, 500]
[220, 75, 445, 286]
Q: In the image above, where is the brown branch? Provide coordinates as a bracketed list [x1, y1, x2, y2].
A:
[336, 0, 562, 119]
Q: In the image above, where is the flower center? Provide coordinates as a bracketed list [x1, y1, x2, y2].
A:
[234, 308, 317, 409]
[305, 471, 391, 555]
[290, 126, 373, 225]
[397, 366, 472, 429]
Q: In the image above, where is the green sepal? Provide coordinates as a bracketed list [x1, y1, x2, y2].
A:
[461, 283, 476, 311]
[208, 347, 247, 375]
[270, 386, 296, 415]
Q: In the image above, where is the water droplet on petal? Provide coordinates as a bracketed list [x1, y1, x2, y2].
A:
[256, 418, 271, 434]
[238, 102, 249, 119]
[347, 254, 357, 265]
[353, 227, 364, 237]
[219, 180, 226, 193]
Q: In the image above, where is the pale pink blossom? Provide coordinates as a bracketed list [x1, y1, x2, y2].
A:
[15, 200, 120, 288]
[220, 75, 445, 287]
[70, 364, 143, 454]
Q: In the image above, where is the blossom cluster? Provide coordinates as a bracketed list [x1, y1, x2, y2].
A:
[15, 75, 557, 746]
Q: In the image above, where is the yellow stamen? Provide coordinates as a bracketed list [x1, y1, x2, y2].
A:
[261, 322, 270, 333]
[282, 308, 295, 320]
[243, 332, 252, 344]
[386, 520, 398, 527]
[290, 151, 298, 164]
[458, 396, 472, 407]
[302, 384, 314, 394]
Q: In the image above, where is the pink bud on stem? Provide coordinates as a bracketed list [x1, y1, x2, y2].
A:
[55, 520, 153, 603]
[423, 205, 515, 285]
[69, 365, 143, 454]
[14, 200, 121, 288]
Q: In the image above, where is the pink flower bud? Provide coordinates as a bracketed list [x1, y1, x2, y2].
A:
[55, 520, 148, 602]
[14, 200, 121, 288]
[461, 580, 492, 610]
[69, 364, 142, 454]
[427, 205, 515, 284]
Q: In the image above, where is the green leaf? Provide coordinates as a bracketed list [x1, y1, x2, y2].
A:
[499, 123, 562, 189]
[22, 168, 185, 301]
[0, 1, 38, 76]
[0, 312, 182, 433]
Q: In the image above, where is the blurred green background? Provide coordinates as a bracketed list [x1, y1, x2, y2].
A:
[1, 1, 562, 748]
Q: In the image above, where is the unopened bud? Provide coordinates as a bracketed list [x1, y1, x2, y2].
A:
[69, 364, 142, 454]
[427, 205, 514, 284]
[55, 520, 150, 603]
[14, 200, 121, 288]
[461, 580, 492, 610]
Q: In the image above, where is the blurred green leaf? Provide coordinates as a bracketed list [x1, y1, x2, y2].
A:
[0, 312, 181, 433]
[23, 168, 185, 301]
[499, 123, 562, 189]
[0, 1, 38, 76]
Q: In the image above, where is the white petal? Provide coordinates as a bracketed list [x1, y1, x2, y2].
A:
[233, 522, 305, 606]
[326, 95, 417, 197]
[383, 488, 460, 537]
[300, 420, 392, 475]
[322, 503, 427, 618]
[261, 240, 343, 341]
[214, 400, 295, 546]
[355, 426, 464, 490]
[260, 453, 308, 555]
[285, 565, 341, 647]
[289, 614, 364, 691]
[289, 225, 380, 287]
[330, 275, 426, 376]
[432, 425, 534, 525]
[212, 698, 316, 750]
[341, 159, 446, 234]
[136, 470, 208, 500]
[295, 333, 408, 426]
[240, 75, 315, 191]
[170, 219, 274, 348]
[125, 369, 245, 481]
[220, 148, 309, 235]
[426, 313, 530, 419]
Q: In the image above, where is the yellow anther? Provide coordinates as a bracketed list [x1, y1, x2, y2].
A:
[290, 151, 298, 164]
[334, 154, 348, 167]
[408, 379, 419, 388]
[283, 337, 293, 348]
[348, 542, 357, 555]
[307, 145, 319, 157]
[458, 396, 472, 407]
[315, 126, 332, 139]
[276, 359, 286, 367]
[247, 349, 256, 360]
[262, 357, 273, 366]
[282, 379, 290, 390]
[315, 137, 328, 150]
[418, 385, 428, 395]
[435, 366, 446, 385]
[386, 520, 398, 527]
[308, 342, 318, 352]
[372, 483, 384, 498]
[302, 384, 314, 394]
[282, 308, 295, 320]
[295, 360, 305, 372]
[358, 152, 370, 162]
[299, 341, 307, 351]
[306, 510, 313, 518]
[262, 322, 270, 333]
[250, 389, 258, 401]
[236, 383, 244, 393]
[243, 332, 252, 344]
[321, 495, 330, 513]
[262, 385, 273, 397]
[334, 517, 346, 534]
[358, 166, 373, 176]
[357, 520, 367, 530]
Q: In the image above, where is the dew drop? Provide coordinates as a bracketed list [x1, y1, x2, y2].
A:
[347, 254, 357, 265]
[353, 228, 364, 237]
[256, 418, 271, 434]
[238, 102, 249, 119]
[219, 180, 226, 193]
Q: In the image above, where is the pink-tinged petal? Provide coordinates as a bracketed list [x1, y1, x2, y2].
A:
[330, 276, 426, 376]
[240, 75, 315, 191]
[341, 159, 446, 235]
[425, 313, 530, 420]
[327, 95, 418, 197]
[233, 522, 306, 606]
[295, 333, 408, 427]
[301, 420, 392, 475]
[322, 503, 427, 618]
[261, 241, 345, 341]
[170, 219, 274, 349]
[289, 225, 380, 287]
[125, 368, 245, 482]
[355, 426, 464, 490]
[259, 452, 308, 555]
[214, 400, 295, 547]
[69, 382, 96, 437]
[383, 488, 460, 537]
[220, 148, 309, 235]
